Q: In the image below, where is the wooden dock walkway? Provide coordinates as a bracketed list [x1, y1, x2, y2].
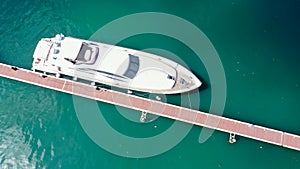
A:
[0, 63, 299, 152]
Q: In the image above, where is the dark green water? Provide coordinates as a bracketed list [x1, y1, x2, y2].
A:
[1, 0, 300, 168]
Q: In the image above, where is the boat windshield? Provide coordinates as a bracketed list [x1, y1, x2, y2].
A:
[123, 54, 140, 79]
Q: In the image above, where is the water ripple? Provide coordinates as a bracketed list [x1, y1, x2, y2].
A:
[0, 78, 68, 168]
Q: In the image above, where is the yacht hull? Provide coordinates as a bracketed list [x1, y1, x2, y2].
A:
[32, 34, 201, 94]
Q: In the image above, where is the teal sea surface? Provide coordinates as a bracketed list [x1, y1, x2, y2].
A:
[1, 0, 300, 168]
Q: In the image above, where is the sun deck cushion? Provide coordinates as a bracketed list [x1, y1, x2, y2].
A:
[75, 43, 99, 65]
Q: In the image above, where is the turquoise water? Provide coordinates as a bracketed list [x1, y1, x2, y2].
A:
[1, 0, 300, 168]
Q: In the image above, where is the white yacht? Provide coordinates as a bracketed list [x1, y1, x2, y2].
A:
[32, 34, 201, 94]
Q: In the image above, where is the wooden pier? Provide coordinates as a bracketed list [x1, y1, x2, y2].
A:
[0, 63, 299, 152]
